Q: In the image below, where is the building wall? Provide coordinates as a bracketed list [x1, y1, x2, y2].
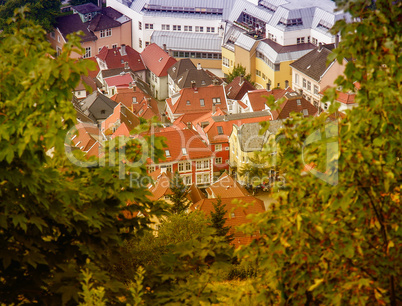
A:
[255, 57, 292, 90]
[292, 68, 321, 107]
[320, 59, 346, 89]
[93, 20, 132, 53]
[234, 43, 257, 78]
[221, 47, 235, 76]
[267, 26, 335, 47]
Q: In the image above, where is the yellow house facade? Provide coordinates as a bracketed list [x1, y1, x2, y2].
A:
[222, 32, 316, 91]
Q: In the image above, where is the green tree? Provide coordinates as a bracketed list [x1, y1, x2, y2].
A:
[0, 10, 165, 304]
[208, 197, 234, 243]
[167, 171, 191, 214]
[0, 0, 61, 32]
[226, 64, 253, 84]
[236, 0, 401, 304]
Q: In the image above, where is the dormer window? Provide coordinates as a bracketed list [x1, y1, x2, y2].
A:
[231, 212, 235, 218]
[200, 99, 205, 107]
[186, 100, 191, 105]
[133, 97, 137, 104]
[165, 150, 171, 157]
[297, 99, 301, 105]
[217, 126, 223, 135]
[182, 148, 187, 155]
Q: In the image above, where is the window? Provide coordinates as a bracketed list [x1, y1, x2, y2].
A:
[203, 174, 210, 183]
[196, 160, 209, 170]
[186, 100, 191, 105]
[285, 80, 289, 88]
[56, 47, 61, 57]
[83, 47, 91, 58]
[206, 27, 215, 33]
[231, 212, 235, 218]
[196, 173, 210, 184]
[297, 37, 305, 44]
[138, 21, 142, 30]
[217, 126, 223, 135]
[147, 165, 155, 173]
[302, 78, 307, 88]
[312, 37, 318, 45]
[215, 157, 222, 164]
[145, 41, 150, 47]
[178, 161, 191, 172]
[295, 73, 299, 85]
[112, 44, 117, 49]
[145, 23, 153, 30]
[183, 175, 192, 185]
[314, 85, 319, 95]
[165, 150, 170, 157]
[200, 99, 205, 107]
[256, 69, 261, 77]
[307, 81, 311, 91]
[182, 148, 187, 155]
[262, 73, 267, 80]
[139, 39, 142, 48]
[204, 160, 209, 168]
[302, 109, 309, 116]
[132, 97, 137, 104]
[184, 25, 192, 31]
[297, 99, 301, 106]
[195, 26, 204, 32]
[166, 165, 172, 172]
[173, 25, 181, 31]
[212, 98, 221, 104]
[162, 24, 170, 31]
[215, 144, 222, 151]
[50, 31, 55, 39]
[222, 57, 230, 67]
[100, 28, 112, 38]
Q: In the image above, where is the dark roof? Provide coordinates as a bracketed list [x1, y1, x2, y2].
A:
[290, 44, 335, 81]
[176, 68, 215, 89]
[101, 7, 123, 19]
[56, 14, 97, 42]
[261, 38, 316, 54]
[271, 93, 318, 119]
[77, 91, 118, 122]
[73, 3, 101, 14]
[88, 13, 121, 32]
[225, 76, 256, 100]
[167, 58, 196, 80]
[101, 67, 135, 79]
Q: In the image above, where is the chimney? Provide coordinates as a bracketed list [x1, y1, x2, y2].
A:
[98, 0, 102, 8]
[212, 79, 219, 85]
[239, 74, 244, 85]
[212, 102, 216, 115]
[124, 62, 129, 70]
[163, 44, 167, 52]
[223, 115, 228, 121]
[318, 42, 323, 51]
[187, 122, 192, 129]
[335, 34, 339, 48]
[191, 80, 197, 90]
[197, 63, 202, 70]
[120, 44, 127, 56]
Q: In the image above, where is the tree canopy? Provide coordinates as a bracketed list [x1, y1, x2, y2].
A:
[236, 0, 401, 304]
[226, 64, 253, 84]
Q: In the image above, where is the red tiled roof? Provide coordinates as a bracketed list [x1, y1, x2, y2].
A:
[110, 87, 150, 109]
[225, 76, 256, 100]
[270, 93, 318, 119]
[71, 123, 104, 153]
[151, 128, 213, 163]
[173, 112, 211, 127]
[141, 43, 177, 77]
[104, 73, 134, 87]
[206, 173, 250, 198]
[101, 103, 141, 135]
[246, 88, 292, 111]
[166, 85, 227, 115]
[97, 46, 146, 72]
[147, 171, 174, 201]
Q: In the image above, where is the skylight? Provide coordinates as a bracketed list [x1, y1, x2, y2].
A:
[165, 150, 171, 157]
[217, 126, 223, 135]
[182, 148, 187, 155]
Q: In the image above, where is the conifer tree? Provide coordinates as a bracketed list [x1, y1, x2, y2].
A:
[167, 171, 191, 214]
[208, 197, 234, 243]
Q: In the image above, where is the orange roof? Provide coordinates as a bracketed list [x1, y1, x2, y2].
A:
[166, 85, 227, 115]
[141, 43, 177, 77]
[150, 128, 213, 163]
[270, 93, 318, 119]
[101, 103, 141, 135]
[147, 171, 174, 201]
[246, 88, 292, 111]
[72, 122, 103, 152]
[110, 87, 150, 109]
[173, 111, 211, 127]
[225, 76, 256, 100]
[206, 173, 250, 198]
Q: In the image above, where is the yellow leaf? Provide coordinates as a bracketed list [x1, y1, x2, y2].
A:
[280, 236, 290, 248]
[297, 214, 302, 231]
[308, 278, 324, 291]
[387, 241, 395, 254]
[316, 225, 324, 234]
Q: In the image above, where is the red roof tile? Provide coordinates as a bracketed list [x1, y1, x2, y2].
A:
[166, 85, 227, 115]
[97, 46, 146, 72]
[270, 92, 318, 119]
[141, 43, 177, 77]
[246, 88, 292, 111]
[104, 73, 134, 87]
[206, 173, 250, 198]
[225, 76, 256, 100]
[151, 128, 213, 163]
[101, 103, 141, 135]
